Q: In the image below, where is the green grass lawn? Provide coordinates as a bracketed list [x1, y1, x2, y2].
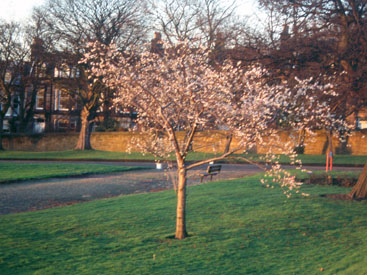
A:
[1, 150, 367, 166]
[0, 150, 154, 161]
[268, 154, 367, 166]
[0, 162, 145, 182]
[0, 174, 366, 274]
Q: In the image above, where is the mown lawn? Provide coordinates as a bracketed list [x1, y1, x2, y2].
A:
[0, 162, 145, 182]
[0, 174, 366, 274]
[1, 150, 367, 166]
[0, 150, 154, 161]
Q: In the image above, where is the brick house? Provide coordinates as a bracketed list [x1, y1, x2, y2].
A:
[1, 38, 136, 134]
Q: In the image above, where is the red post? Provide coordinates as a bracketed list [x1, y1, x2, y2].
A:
[326, 151, 333, 172]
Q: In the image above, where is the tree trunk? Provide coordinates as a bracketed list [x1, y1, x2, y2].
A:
[0, 115, 4, 151]
[295, 128, 306, 154]
[326, 129, 334, 171]
[326, 130, 333, 155]
[224, 133, 233, 154]
[175, 166, 188, 239]
[75, 108, 93, 150]
[349, 161, 367, 199]
[19, 86, 38, 133]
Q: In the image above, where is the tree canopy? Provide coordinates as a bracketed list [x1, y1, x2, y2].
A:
[84, 39, 348, 238]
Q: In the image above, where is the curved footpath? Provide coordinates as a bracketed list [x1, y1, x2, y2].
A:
[0, 161, 362, 215]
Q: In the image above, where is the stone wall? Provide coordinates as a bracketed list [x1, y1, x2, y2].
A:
[3, 133, 78, 151]
[2, 130, 367, 155]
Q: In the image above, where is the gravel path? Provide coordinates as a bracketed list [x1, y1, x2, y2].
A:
[0, 162, 263, 215]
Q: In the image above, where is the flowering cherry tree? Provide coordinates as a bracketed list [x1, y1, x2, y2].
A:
[83, 41, 345, 239]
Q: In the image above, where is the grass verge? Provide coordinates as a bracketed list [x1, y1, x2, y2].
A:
[0, 162, 145, 183]
[0, 173, 366, 274]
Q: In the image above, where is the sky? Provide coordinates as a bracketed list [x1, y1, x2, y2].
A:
[0, 0, 260, 22]
[0, 0, 45, 22]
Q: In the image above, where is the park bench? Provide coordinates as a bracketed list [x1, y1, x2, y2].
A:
[200, 164, 222, 183]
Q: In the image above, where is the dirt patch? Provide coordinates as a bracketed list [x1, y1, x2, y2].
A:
[307, 175, 357, 187]
[306, 174, 365, 201]
[321, 193, 367, 201]
[321, 193, 353, 200]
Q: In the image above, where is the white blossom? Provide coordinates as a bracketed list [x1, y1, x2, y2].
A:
[83, 40, 351, 197]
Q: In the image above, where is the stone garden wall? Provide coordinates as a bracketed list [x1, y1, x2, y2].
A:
[2, 129, 367, 155]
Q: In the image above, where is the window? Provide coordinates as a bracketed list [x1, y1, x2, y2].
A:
[12, 96, 20, 116]
[3, 95, 20, 117]
[61, 64, 70, 78]
[54, 67, 59, 78]
[5, 71, 12, 83]
[357, 117, 367, 130]
[70, 67, 80, 78]
[38, 63, 47, 78]
[56, 119, 69, 129]
[54, 88, 72, 111]
[36, 89, 45, 110]
[54, 64, 71, 78]
[33, 117, 45, 133]
[55, 119, 77, 131]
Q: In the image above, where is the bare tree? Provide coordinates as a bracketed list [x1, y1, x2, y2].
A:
[258, 0, 367, 108]
[258, 0, 367, 198]
[32, 0, 149, 150]
[151, 0, 201, 44]
[151, 0, 238, 48]
[16, 31, 54, 134]
[35, 0, 149, 52]
[197, 0, 237, 48]
[0, 21, 29, 150]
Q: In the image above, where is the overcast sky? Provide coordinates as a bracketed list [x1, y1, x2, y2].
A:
[0, 0, 260, 22]
[0, 0, 45, 22]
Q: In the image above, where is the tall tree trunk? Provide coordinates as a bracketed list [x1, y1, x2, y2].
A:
[175, 166, 188, 239]
[326, 129, 333, 155]
[224, 133, 233, 154]
[75, 108, 93, 150]
[19, 86, 38, 133]
[349, 161, 367, 199]
[0, 115, 4, 150]
[295, 128, 306, 154]
[326, 129, 334, 171]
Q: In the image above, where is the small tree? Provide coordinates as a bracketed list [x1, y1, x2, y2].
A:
[85, 40, 343, 239]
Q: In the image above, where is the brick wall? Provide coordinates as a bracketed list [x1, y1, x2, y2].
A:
[2, 130, 367, 155]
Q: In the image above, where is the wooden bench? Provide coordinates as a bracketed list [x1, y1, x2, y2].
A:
[200, 164, 222, 183]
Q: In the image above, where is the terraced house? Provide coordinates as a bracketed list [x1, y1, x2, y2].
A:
[1, 38, 136, 135]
